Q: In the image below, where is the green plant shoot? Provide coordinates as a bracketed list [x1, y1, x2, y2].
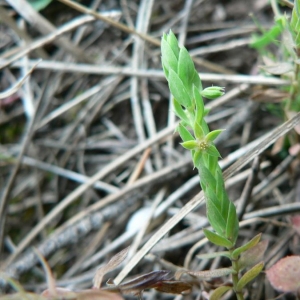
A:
[161, 30, 264, 300]
[161, 31, 239, 248]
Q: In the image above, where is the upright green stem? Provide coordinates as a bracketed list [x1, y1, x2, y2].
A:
[287, 63, 300, 111]
[230, 250, 244, 300]
[161, 30, 263, 299]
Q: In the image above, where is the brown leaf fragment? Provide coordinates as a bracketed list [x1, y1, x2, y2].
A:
[93, 247, 130, 289]
[103, 270, 173, 294]
[266, 256, 300, 292]
[153, 281, 192, 295]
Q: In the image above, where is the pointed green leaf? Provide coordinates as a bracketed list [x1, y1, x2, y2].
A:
[225, 201, 239, 244]
[172, 98, 189, 123]
[292, 0, 300, 48]
[201, 118, 210, 135]
[210, 286, 232, 300]
[205, 144, 221, 157]
[207, 155, 218, 177]
[191, 70, 202, 91]
[181, 140, 198, 150]
[215, 169, 228, 209]
[178, 47, 195, 94]
[203, 229, 233, 248]
[194, 121, 205, 140]
[221, 194, 232, 220]
[236, 262, 264, 291]
[206, 129, 224, 142]
[193, 85, 204, 124]
[207, 201, 226, 236]
[291, 0, 300, 23]
[166, 30, 180, 59]
[250, 24, 282, 49]
[291, 10, 299, 33]
[193, 150, 202, 169]
[161, 38, 178, 74]
[178, 123, 194, 142]
[205, 189, 227, 235]
[162, 63, 169, 79]
[199, 165, 217, 190]
[232, 233, 262, 260]
[290, 3, 300, 47]
[168, 69, 192, 107]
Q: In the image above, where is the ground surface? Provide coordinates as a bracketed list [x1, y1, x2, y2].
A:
[0, 0, 300, 299]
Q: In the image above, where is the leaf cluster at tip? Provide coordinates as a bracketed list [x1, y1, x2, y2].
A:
[161, 30, 239, 248]
[162, 30, 201, 109]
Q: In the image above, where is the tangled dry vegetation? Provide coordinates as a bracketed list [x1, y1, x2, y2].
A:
[1, 0, 300, 299]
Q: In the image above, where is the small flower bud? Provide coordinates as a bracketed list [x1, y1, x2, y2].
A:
[201, 86, 225, 99]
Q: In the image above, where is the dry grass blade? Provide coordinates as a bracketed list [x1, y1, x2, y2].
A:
[1, 60, 291, 85]
[32, 248, 57, 297]
[0, 17, 91, 70]
[58, 0, 160, 46]
[0, 63, 45, 252]
[0, 60, 40, 99]
[224, 112, 300, 179]
[114, 193, 206, 285]
[6, 0, 92, 63]
[0, 273, 30, 299]
[114, 112, 300, 284]
[93, 247, 129, 289]
[1, 251, 126, 299]
[1, 1, 300, 299]
[3, 124, 174, 269]
[0, 6, 48, 59]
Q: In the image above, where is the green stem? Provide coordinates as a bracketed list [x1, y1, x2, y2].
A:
[161, 30, 251, 300]
[230, 249, 244, 300]
[287, 63, 300, 111]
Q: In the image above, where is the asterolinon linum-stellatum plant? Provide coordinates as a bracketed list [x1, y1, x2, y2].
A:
[161, 31, 266, 300]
